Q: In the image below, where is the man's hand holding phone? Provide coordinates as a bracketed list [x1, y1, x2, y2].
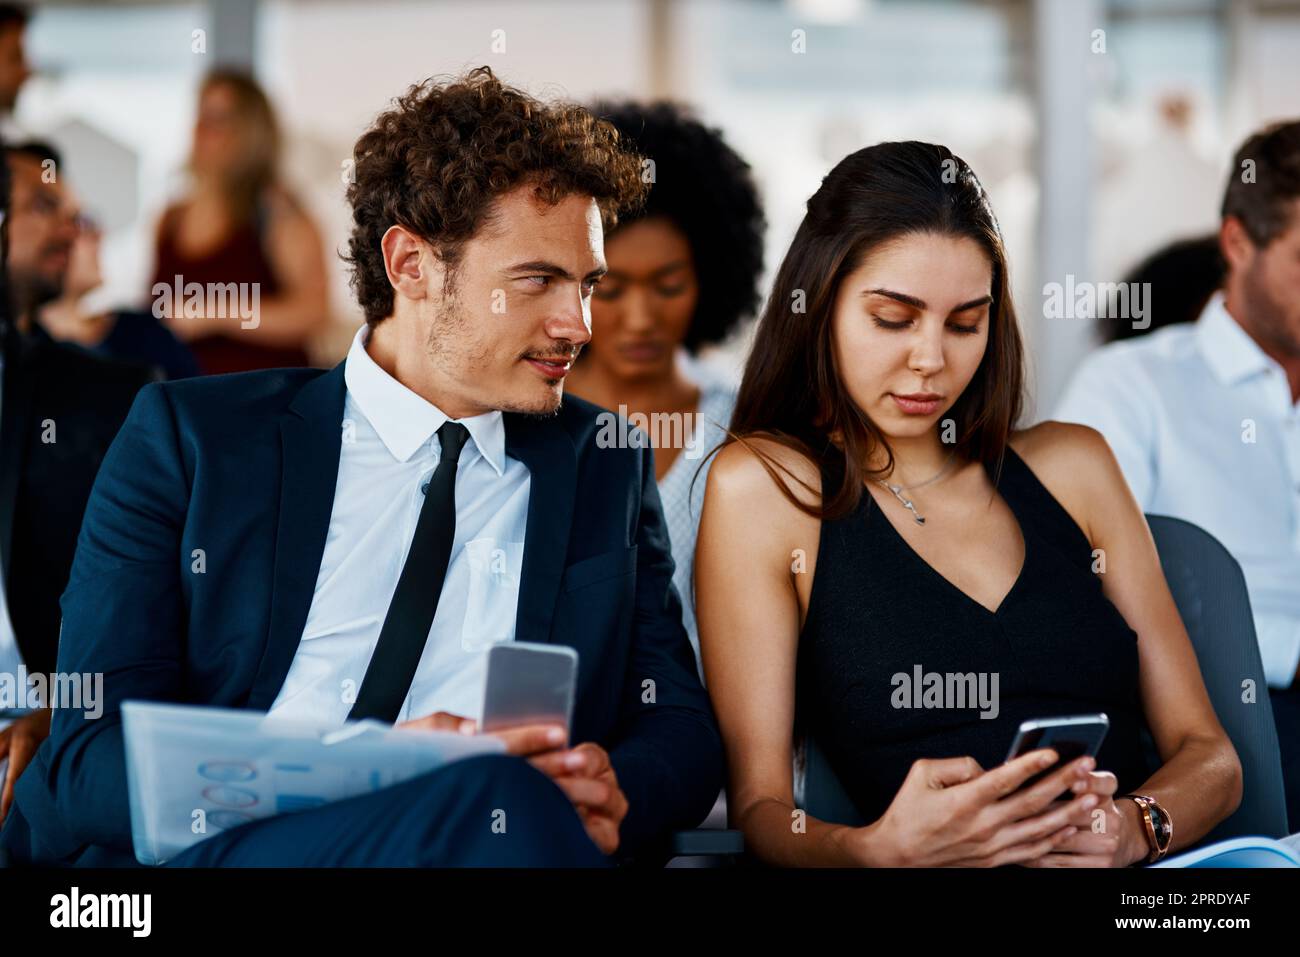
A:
[524, 738, 627, 855]
[396, 710, 627, 854]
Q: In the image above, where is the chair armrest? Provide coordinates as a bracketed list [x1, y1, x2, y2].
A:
[670, 828, 744, 857]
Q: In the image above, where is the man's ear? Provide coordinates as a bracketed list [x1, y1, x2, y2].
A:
[381, 225, 442, 304]
[1220, 216, 1256, 273]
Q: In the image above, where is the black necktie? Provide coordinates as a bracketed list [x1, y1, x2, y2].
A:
[348, 421, 471, 722]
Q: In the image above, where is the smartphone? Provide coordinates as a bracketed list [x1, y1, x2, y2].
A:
[1004, 713, 1109, 792]
[479, 642, 579, 744]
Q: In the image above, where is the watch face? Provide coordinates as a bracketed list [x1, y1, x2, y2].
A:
[1150, 804, 1172, 845]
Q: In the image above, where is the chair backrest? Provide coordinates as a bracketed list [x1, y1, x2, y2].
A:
[1145, 513, 1289, 840]
[802, 735, 864, 827]
[801, 514, 1289, 839]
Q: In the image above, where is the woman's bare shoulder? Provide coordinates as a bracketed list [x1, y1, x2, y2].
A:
[708, 435, 824, 514]
[1009, 420, 1131, 540]
[1011, 420, 1118, 476]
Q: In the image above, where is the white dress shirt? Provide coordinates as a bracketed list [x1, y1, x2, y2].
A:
[1054, 293, 1300, 687]
[657, 372, 735, 681]
[267, 326, 531, 724]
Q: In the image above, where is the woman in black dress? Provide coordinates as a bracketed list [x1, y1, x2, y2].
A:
[696, 142, 1241, 867]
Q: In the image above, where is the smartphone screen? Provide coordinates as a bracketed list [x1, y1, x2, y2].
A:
[1005, 713, 1110, 792]
[479, 642, 579, 743]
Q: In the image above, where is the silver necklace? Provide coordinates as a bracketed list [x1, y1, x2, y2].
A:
[875, 450, 957, 526]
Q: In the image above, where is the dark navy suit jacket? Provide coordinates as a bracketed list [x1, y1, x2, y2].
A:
[4, 361, 723, 865]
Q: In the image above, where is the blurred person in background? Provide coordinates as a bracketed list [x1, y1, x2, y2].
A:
[150, 68, 328, 374]
[0, 136, 153, 828]
[0, 4, 30, 141]
[1056, 120, 1300, 831]
[1092, 93, 1221, 286]
[1103, 235, 1225, 344]
[566, 101, 765, 678]
[38, 193, 198, 379]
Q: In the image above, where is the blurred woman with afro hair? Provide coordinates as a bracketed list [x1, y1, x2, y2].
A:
[566, 101, 766, 679]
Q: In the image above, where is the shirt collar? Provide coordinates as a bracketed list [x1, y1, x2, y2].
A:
[1196, 291, 1280, 387]
[342, 325, 506, 475]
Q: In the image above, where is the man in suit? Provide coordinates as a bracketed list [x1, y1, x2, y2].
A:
[0, 139, 153, 826]
[0, 66, 723, 866]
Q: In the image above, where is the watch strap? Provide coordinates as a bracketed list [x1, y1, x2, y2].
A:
[1125, 794, 1172, 863]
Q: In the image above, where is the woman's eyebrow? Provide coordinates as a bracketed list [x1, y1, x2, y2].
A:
[862, 288, 992, 315]
[863, 288, 925, 309]
[650, 260, 691, 279]
[951, 295, 993, 314]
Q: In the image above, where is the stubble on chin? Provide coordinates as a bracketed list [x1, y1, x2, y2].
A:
[518, 407, 564, 422]
[425, 293, 570, 420]
[501, 383, 565, 420]
[1241, 268, 1300, 358]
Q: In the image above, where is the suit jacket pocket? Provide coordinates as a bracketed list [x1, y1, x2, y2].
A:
[561, 545, 638, 594]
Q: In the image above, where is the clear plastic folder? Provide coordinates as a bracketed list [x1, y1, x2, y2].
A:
[122, 700, 504, 865]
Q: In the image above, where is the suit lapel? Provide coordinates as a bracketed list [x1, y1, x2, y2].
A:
[246, 362, 348, 710]
[505, 412, 577, 646]
[246, 371, 579, 705]
[0, 331, 38, 586]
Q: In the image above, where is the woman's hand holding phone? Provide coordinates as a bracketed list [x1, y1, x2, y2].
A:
[1021, 770, 1147, 867]
[844, 748, 1101, 867]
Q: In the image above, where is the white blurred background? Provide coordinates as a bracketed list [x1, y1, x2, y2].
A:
[15, 0, 1300, 416]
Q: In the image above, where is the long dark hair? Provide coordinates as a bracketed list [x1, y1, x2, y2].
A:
[727, 141, 1025, 520]
[191, 69, 281, 223]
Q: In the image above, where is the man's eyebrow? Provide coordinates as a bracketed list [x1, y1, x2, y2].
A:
[506, 260, 574, 280]
[862, 288, 992, 315]
[505, 261, 608, 281]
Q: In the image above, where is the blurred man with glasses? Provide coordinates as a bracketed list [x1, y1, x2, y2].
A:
[0, 139, 152, 832]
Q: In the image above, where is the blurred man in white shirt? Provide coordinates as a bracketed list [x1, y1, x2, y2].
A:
[1056, 120, 1300, 830]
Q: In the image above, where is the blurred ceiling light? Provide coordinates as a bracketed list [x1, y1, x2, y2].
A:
[788, 0, 870, 26]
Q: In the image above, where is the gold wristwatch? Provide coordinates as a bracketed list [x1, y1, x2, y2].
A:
[1125, 794, 1173, 863]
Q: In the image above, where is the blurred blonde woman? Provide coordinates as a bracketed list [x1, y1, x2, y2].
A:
[150, 69, 328, 374]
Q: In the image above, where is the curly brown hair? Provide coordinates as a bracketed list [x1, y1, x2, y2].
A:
[345, 66, 648, 325]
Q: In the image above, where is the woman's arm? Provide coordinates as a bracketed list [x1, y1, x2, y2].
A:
[1020, 422, 1243, 865]
[229, 189, 330, 346]
[697, 439, 1094, 867]
[696, 440, 854, 864]
[162, 190, 330, 347]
